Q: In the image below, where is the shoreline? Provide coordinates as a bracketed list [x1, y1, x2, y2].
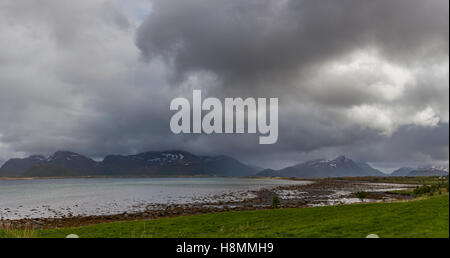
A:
[0, 175, 226, 181]
[0, 179, 415, 230]
[0, 175, 435, 182]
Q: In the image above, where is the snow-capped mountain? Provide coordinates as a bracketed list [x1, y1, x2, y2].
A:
[0, 150, 258, 177]
[46, 151, 98, 171]
[0, 155, 48, 176]
[0, 151, 99, 177]
[425, 165, 449, 173]
[391, 165, 449, 177]
[258, 156, 385, 178]
[94, 151, 258, 176]
[407, 166, 449, 177]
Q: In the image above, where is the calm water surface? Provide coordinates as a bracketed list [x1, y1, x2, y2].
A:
[0, 177, 309, 219]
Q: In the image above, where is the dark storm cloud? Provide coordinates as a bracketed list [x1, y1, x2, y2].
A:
[136, 0, 448, 87]
[0, 0, 150, 159]
[133, 0, 449, 169]
[340, 123, 450, 172]
[0, 0, 448, 170]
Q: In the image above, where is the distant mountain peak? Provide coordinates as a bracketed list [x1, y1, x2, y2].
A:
[391, 165, 449, 177]
[29, 155, 46, 161]
[257, 155, 383, 178]
[97, 150, 259, 177]
[302, 156, 355, 168]
[50, 150, 82, 157]
[46, 151, 90, 163]
[0, 149, 259, 178]
[333, 155, 352, 163]
[418, 165, 449, 172]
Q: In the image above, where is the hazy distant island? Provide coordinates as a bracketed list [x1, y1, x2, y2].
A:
[0, 150, 447, 179]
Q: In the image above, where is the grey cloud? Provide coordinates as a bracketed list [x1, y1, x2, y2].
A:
[136, 0, 448, 87]
[0, 0, 448, 170]
[1, 0, 130, 47]
[132, 0, 449, 169]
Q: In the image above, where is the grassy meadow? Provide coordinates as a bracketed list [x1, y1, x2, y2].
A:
[1, 194, 447, 238]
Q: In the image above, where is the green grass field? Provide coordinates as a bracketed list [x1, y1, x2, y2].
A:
[3, 194, 446, 238]
[332, 176, 448, 185]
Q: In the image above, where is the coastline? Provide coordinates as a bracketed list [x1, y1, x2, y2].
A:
[0, 178, 415, 230]
[0, 175, 224, 181]
[0, 174, 436, 182]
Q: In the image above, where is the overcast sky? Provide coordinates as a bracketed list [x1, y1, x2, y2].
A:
[0, 0, 448, 172]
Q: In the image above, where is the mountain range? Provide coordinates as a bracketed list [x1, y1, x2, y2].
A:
[0, 151, 447, 178]
[258, 156, 448, 178]
[0, 150, 258, 177]
[257, 156, 386, 178]
[390, 166, 449, 177]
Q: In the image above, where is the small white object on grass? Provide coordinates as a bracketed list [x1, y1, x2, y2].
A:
[66, 234, 79, 238]
[366, 234, 379, 238]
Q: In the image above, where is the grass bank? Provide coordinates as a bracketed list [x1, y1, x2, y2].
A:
[331, 176, 448, 185]
[2, 194, 446, 238]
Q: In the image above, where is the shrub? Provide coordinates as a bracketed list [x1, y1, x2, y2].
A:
[272, 196, 280, 209]
[413, 185, 431, 196]
[355, 191, 367, 202]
